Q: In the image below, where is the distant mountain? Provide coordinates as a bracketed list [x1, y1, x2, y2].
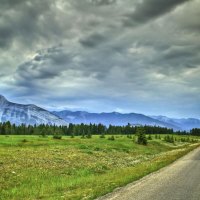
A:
[52, 110, 180, 130]
[0, 95, 67, 126]
[151, 116, 200, 131]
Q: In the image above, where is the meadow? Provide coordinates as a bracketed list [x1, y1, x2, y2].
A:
[0, 135, 199, 200]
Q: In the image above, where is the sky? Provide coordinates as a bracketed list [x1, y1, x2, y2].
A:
[0, 0, 200, 118]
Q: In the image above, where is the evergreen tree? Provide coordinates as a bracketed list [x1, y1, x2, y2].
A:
[136, 126, 147, 145]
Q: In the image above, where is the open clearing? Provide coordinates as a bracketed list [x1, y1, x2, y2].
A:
[0, 135, 199, 200]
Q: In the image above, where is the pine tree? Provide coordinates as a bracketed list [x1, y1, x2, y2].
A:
[136, 127, 147, 145]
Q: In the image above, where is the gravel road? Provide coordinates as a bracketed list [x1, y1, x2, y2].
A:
[97, 147, 200, 200]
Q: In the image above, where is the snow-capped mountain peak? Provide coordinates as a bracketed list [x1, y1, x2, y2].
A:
[0, 95, 68, 126]
[0, 95, 8, 106]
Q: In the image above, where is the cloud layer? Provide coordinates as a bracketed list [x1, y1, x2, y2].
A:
[0, 0, 200, 118]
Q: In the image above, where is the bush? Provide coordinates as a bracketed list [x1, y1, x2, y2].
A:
[180, 137, 196, 143]
[108, 135, 115, 141]
[186, 137, 190, 142]
[127, 135, 132, 139]
[100, 134, 105, 139]
[86, 134, 92, 139]
[40, 133, 48, 138]
[191, 139, 198, 143]
[41, 132, 47, 137]
[164, 135, 174, 143]
[147, 134, 152, 140]
[22, 139, 28, 143]
[53, 135, 62, 140]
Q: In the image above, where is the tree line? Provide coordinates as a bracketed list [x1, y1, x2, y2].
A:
[190, 128, 200, 136]
[0, 121, 196, 136]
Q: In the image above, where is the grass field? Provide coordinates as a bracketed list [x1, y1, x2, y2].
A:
[0, 135, 199, 200]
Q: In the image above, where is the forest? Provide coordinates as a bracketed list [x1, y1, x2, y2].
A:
[0, 121, 199, 136]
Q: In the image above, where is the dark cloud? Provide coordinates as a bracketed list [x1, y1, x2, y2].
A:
[0, 0, 26, 10]
[0, 25, 13, 48]
[123, 0, 191, 26]
[0, 0, 72, 50]
[15, 45, 73, 83]
[79, 33, 107, 48]
[186, 64, 198, 69]
[16, 61, 61, 80]
[89, 0, 116, 6]
[170, 0, 200, 32]
[161, 45, 199, 62]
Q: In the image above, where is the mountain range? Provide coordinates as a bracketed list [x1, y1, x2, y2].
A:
[0, 95, 200, 131]
[52, 110, 180, 130]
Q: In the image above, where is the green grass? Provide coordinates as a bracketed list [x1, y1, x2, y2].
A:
[0, 135, 199, 200]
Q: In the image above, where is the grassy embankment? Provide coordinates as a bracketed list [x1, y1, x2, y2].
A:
[0, 135, 199, 200]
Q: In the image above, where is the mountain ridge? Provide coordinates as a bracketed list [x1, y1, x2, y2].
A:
[0, 95, 67, 126]
[150, 115, 200, 131]
[52, 110, 181, 130]
[53, 110, 200, 130]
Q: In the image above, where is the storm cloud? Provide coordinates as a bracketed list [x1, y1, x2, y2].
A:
[123, 0, 191, 26]
[89, 0, 117, 6]
[0, 0, 200, 118]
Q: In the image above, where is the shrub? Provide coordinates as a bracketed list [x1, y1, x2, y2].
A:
[108, 135, 115, 141]
[127, 135, 132, 139]
[41, 132, 47, 137]
[22, 139, 28, 143]
[186, 137, 190, 142]
[81, 135, 85, 139]
[86, 134, 92, 139]
[191, 139, 198, 143]
[100, 134, 105, 139]
[164, 135, 174, 143]
[147, 134, 152, 140]
[53, 135, 62, 140]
